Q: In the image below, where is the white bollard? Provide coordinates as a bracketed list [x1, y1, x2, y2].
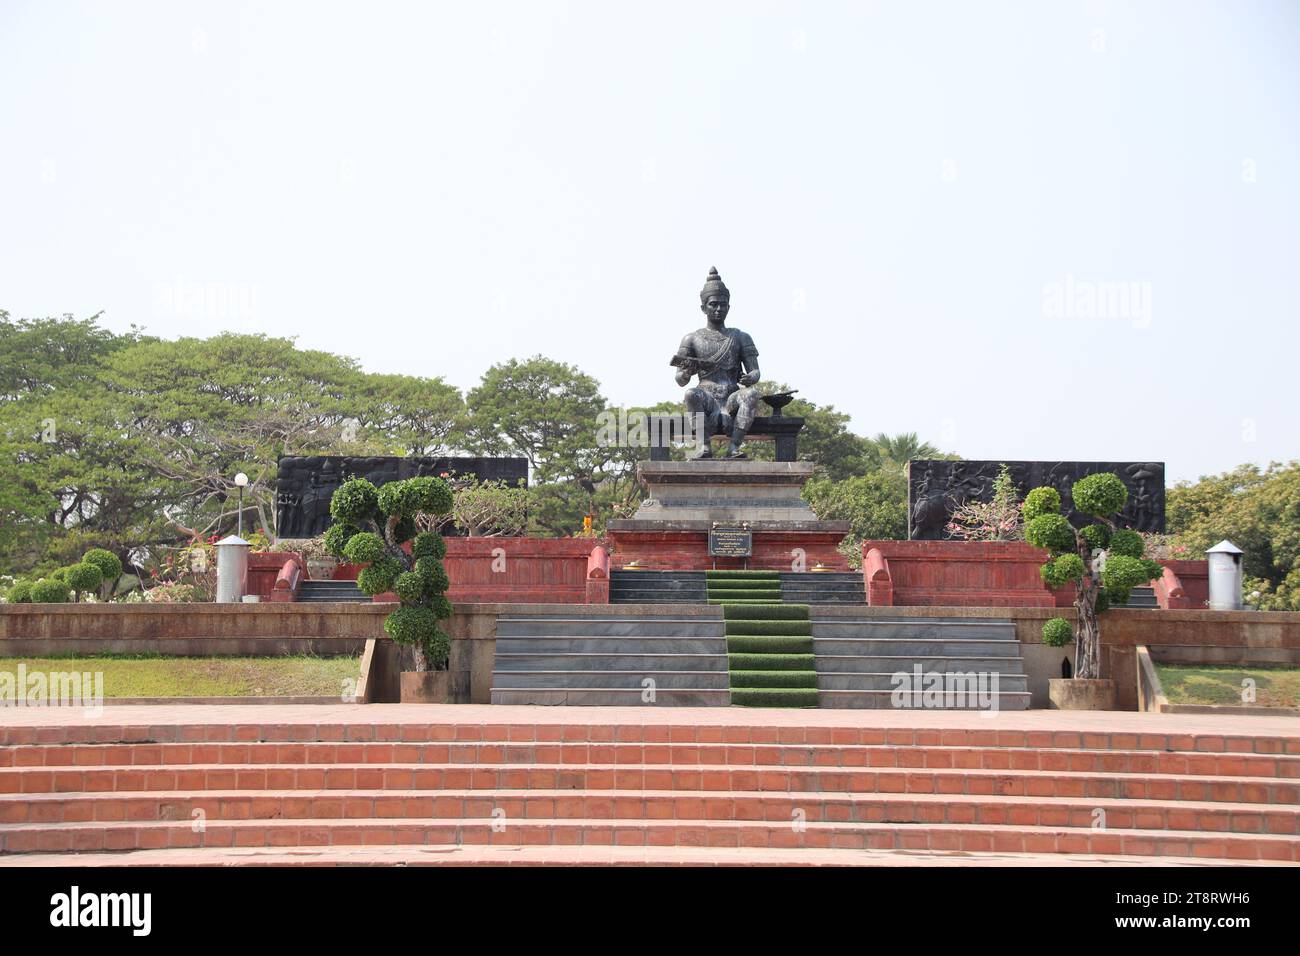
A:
[215, 535, 251, 603]
[1205, 540, 1244, 611]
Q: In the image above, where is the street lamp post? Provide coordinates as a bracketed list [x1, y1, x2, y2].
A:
[234, 472, 249, 537]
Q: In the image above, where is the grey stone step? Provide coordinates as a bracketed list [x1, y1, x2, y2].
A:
[495, 637, 728, 656]
[491, 670, 731, 689]
[782, 593, 865, 605]
[490, 688, 730, 707]
[814, 655, 1027, 674]
[816, 671, 1029, 692]
[817, 689, 1031, 710]
[812, 638, 1022, 658]
[497, 619, 724, 638]
[811, 621, 1017, 640]
[609, 590, 708, 603]
[495, 653, 729, 671]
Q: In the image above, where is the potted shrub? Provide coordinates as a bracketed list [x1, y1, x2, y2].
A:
[1026, 473, 1164, 710]
[324, 475, 456, 703]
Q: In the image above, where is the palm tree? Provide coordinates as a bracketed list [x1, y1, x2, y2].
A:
[868, 432, 941, 471]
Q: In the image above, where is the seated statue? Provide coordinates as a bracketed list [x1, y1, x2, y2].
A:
[671, 267, 761, 459]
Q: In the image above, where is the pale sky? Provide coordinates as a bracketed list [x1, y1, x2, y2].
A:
[2, 0, 1297, 484]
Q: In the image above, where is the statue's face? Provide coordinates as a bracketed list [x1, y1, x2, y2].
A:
[701, 294, 730, 324]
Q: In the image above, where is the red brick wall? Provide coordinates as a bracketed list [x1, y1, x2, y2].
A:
[442, 537, 596, 603]
[606, 530, 849, 571]
[861, 540, 1210, 610]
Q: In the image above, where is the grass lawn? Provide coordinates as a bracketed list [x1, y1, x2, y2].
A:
[1153, 662, 1300, 709]
[0, 655, 360, 698]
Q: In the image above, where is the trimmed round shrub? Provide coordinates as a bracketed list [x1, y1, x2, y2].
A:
[6, 581, 33, 603]
[414, 557, 450, 593]
[383, 604, 440, 645]
[392, 571, 427, 603]
[330, 478, 379, 524]
[82, 548, 123, 582]
[30, 578, 71, 603]
[1105, 585, 1130, 607]
[1025, 513, 1077, 553]
[1079, 523, 1111, 551]
[412, 476, 453, 516]
[1042, 617, 1074, 647]
[1022, 486, 1061, 522]
[49, 567, 68, 582]
[343, 531, 386, 565]
[429, 594, 453, 620]
[356, 557, 401, 596]
[412, 531, 447, 560]
[322, 522, 359, 559]
[1101, 554, 1159, 592]
[1094, 589, 1111, 614]
[1041, 552, 1085, 588]
[377, 479, 422, 519]
[1108, 528, 1144, 559]
[424, 627, 452, 668]
[392, 516, 417, 545]
[1072, 472, 1128, 518]
[65, 562, 104, 597]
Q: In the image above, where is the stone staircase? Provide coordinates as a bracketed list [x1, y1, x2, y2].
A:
[609, 570, 864, 605]
[1114, 585, 1158, 609]
[609, 571, 707, 604]
[296, 580, 370, 603]
[813, 617, 1031, 710]
[490, 611, 730, 706]
[2, 711, 1297, 865]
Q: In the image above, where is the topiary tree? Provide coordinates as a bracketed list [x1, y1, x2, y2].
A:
[325, 476, 455, 672]
[30, 577, 72, 603]
[1028, 472, 1164, 679]
[6, 580, 34, 604]
[81, 549, 124, 598]
[64, 562, 104, 602]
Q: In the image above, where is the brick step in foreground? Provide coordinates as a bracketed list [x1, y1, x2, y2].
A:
[0, 708, 1297, 865]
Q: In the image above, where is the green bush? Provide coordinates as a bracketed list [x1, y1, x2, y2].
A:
[1094, 590, 1111, 614]
[343, 531, 386, 565]
[393, 571, 427, 603]
[49, 567, 68, 582]
[1042, 616, 1074, 647]
[377, 480, 422, 519]
[64, 562, 104, 598]
[330, 478, 379, 524]
[1079, 523, 1111, 550]
[429, 594, 453, 619]
[392, 516, 417, 544]
[81, 548, 123, 582]
[1101, 554, 1161, 592]
[383, 604, 439, 644]
[1041, 552, 1085, 588]
[1022, 486, 1061, 522]
[356, 557, 400, 595]
[30, 578, 71, 603]
[1108, 528, 1144, 559]
[414, 557, 450, 592]
[1025, 513, 1076, 553]
[6, 581, 33, 603]
[412, 531, 447, 560]
[1072, 472, 1128, 517]
[322, 522, 358, 558]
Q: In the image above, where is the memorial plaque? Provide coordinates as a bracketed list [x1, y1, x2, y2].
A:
[709, 524, 753, 557]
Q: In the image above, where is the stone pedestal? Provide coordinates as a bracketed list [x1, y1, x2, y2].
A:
[606, 460, 849, 571]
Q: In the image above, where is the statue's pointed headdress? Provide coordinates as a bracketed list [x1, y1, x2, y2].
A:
[699, 266, 729, 303]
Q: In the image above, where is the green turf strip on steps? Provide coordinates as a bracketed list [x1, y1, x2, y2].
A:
[729, 670, 819, 689]
[730, 688, 820, 707]
[710, 573, 818, 708]
[728, 653, 816, 671]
